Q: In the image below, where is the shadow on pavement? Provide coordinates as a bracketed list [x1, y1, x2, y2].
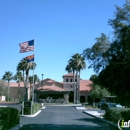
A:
[19, 124, 118, 130]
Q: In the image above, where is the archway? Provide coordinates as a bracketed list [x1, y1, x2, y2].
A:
[69, 91, 74, 102]
[80, 96, 85, 103]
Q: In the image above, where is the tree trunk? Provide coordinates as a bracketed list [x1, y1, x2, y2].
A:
[25, 70, 29, 101]
[23, 70, 26, 101]
[7, 81, 9, 101]
[76, 69, 78, 104]
[73, 70, 76, 104]
[30, 83, 32, 100]
[18, 81, 20, 100]
[78, 70, 81, 104]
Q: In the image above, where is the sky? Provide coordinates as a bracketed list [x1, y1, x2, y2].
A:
[0, 0, 126, 82]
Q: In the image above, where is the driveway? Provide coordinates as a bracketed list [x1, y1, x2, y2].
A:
[19, 106, 118, 130]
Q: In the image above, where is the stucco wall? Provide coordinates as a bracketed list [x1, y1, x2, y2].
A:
[63, 83, 74, 91]
[63, 77, 74, 82]
[9, 87, 24, 98]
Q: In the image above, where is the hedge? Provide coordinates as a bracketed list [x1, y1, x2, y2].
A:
[0, 107, 20, 130]
[104, 107, 130, 124]
[22, 103, 41, 115]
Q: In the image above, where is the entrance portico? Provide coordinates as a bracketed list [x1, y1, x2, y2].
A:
[34, 85, 69, 104]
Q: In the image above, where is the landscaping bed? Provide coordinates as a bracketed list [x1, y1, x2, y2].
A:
[22, 103, 41, 115]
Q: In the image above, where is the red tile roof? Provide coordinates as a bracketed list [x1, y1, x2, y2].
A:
[9, 82, 30, 87]
[80, 80, 92, 91]
[36, 85, 68, 92]
[8, 77, 92, 93]
[9, 82, 24, 87]
[47, 79, 55, 83]
[62, 73, 76, 77]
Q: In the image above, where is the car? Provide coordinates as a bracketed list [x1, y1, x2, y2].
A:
[98, 101, 124, 109]
[102, 102, 124, 108]
[108, 103, 123, 108]
[99, 99, 106, 105]
[98, 99, 107, 108]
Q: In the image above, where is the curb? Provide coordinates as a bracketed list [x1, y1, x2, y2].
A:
[20, 110, 41, 117]
[83, 111, 118, 128]
[9, 124, 22, 130]
[40, 106, 46, 109]
[44, 104, 82, 106]
[0, 105, 7, 107]
[20, 106, 45, 117]
[75, 106, 88, 110]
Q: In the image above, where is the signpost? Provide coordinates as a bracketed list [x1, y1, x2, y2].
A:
[22, 101, 33, 115]
[101, 103, 108, 110]
[24, 101, 32, 108]
[100, 103, 108, 117]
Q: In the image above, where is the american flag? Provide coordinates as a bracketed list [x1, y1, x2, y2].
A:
[19, 40, 34, 53]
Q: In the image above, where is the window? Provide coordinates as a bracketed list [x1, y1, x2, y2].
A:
[66, 79, 68, 82]
[70, 79, 72, 82]
[75, 79, 77, 82]
[70, 86, 72, 88]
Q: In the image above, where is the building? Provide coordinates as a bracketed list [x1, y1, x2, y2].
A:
[8, 73, 92, 103]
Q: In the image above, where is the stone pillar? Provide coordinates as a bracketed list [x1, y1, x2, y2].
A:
[74, 85, 76, 104]
[63, 94, 69, 104]
[85, 95, 88, 102]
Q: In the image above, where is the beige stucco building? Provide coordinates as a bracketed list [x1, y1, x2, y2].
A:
[8, 73, 92, 103]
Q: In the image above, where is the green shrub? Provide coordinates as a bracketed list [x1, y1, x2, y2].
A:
[121, 109, 130, 121]
[22, 103, 41, 115]
[32, 103, 41, 114]
[104, 108, 130, 123]
[0, 107, 20, 130]
[24, 107, 31, 115]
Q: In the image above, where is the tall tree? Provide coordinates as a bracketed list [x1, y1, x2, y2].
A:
[13, 71, 23, 99]
[17, 58, 36, 101]
[89, 74, 99, 85]
[29, 74, 39, 99]
[82, 33, 110, 73]
[90, 84, 110, 102]
[67, 53, 86, 104]
[72, 53, 86, 104]
[2, 71, 13, 101]
[65, 60, 76, 103]
[83, 3, 130, 106]
[0, 80, 8, 96]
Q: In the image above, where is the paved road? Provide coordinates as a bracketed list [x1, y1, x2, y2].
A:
[19, 106, 118, 130]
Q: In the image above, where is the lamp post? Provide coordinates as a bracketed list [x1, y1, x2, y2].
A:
[42, 74, 44, 86]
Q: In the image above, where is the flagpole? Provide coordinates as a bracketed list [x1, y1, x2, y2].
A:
[32, 39, 35, 103]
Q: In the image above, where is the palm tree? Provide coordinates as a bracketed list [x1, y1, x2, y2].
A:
[2, 71, 13, 101]
[17, 58, 36, 101]
[13, 71, 23, 100]
[29, 74, 39, 100]
[69, 53, 86, 104]
[37, 78, 41, 88]
[34, 74, 39, 85]
[29, 76, 33, 86]
[77, 56, 86, 102]
[65, 60, 76, 103]
[29, 76, 33, 100]
[17, 58, 27, 84]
